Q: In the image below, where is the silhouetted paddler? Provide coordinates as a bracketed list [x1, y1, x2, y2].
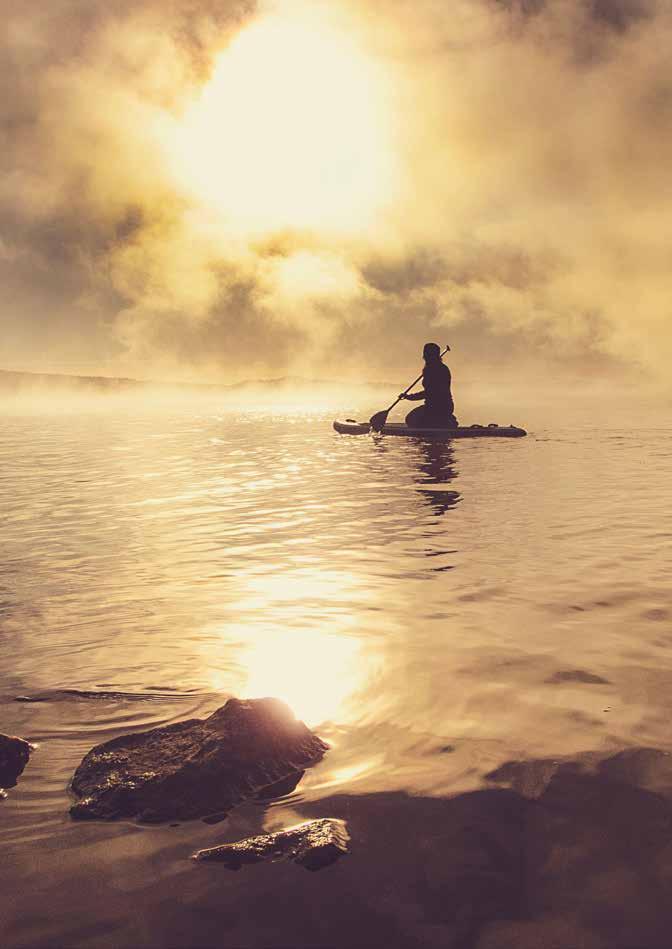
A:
[399, 342, 458, 428]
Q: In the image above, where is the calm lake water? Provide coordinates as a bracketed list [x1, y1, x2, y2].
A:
[2, 399, 672, 948]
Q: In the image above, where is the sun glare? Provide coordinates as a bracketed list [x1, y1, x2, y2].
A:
[164, 11, 397, 235]
[203, 566, 375, 726]
[241, 626, 362, 727]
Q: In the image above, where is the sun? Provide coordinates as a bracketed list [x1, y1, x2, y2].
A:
[163, 9, 398, 236]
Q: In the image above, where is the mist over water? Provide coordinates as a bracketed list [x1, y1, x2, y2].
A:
[5, 0, 672, 385]
[2, 395, 672, 947]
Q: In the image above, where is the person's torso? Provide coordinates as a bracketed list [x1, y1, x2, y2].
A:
[423, 362, 453, 408]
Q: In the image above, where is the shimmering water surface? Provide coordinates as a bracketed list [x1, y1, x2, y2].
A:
[2, 402, 672, 948]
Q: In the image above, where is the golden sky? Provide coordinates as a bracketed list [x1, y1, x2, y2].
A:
[2, 0, 671, 386]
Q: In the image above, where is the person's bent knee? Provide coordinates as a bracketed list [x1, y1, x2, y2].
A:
[405, 406, 425, 426]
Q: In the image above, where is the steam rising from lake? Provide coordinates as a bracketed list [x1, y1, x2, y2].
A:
[2, 0, 672, 387]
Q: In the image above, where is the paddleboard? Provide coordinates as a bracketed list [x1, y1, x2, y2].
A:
[333, 420, 527, 438]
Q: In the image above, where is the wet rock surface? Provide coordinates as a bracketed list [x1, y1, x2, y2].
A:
[193, 818, 349, 871]
[70, 697, 328, 822]
[0, 732, 32, 795]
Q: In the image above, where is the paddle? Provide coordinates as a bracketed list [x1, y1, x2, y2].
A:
[369, 344, 451, 432]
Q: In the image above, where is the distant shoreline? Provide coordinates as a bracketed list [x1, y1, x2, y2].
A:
[0, 369, 393, 393]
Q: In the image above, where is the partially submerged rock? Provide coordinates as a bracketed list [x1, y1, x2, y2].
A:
[70, 697, 328, 822]
[193, 818, 349, 872]
[0, 732, 33, 796]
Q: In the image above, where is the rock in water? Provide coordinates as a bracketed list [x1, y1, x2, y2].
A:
[70, 697, 328, 822]
[193, 818, 349, 871]
[0, 733, 33, 795]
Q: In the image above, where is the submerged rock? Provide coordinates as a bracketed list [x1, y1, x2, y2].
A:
[70, 697, 328, 822]
[193, 818, 349, 871]
[0, 732, 33, 795]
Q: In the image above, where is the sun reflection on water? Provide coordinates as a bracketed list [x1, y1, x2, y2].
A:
[240, 627, 363, 727]
[229, 569, 366, 613]
[205, 566, 376, 727]
[309, 757, 384, 792]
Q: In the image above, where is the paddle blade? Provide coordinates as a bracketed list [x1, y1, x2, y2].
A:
[369, 409, 389, 432]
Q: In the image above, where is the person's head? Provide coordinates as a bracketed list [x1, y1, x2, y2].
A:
[423, 342, 441, 363]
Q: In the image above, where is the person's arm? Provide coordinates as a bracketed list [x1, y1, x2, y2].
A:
[399, 389, 425, 401]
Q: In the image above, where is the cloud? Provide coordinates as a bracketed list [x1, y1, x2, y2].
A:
[1, 0, 671, 388]
[357, 0, 672, 377]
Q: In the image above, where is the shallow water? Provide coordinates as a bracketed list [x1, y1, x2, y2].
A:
[2, 402, 672, 948]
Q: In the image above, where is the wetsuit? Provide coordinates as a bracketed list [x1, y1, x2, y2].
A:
[405, 360, 458, 428]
